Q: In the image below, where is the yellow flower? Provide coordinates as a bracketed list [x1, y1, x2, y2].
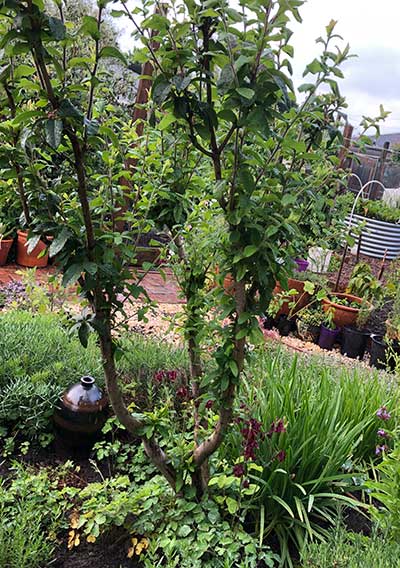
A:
[69, 510, 80, 529]
[67, 530, 80, 550]
[87, 535, 96, 543]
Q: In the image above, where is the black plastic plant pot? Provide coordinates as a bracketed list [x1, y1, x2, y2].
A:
[370, 335, 400, 371]
[370, 335, 389, 370]
[262, 315, 275, 330]
[309, 324, 321, 344]
[318, 325, 340, 351]
[276, 314, 296, 337]
[341, 327, 370, 359]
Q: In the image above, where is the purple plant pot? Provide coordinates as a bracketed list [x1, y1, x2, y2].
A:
[294, 258, 309, 272]
[318, 325, 340, 351]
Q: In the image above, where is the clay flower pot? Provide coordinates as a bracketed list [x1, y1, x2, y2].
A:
[273, 278, 311, 316]
[322, 293, 366, 328]
[223, 273, 236, 296]
[16, 230, 49, 268]
[0, 237, 13, 266]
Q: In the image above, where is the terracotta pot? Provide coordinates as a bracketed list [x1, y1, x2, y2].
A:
[0, 238, 13, 266]
[223, 273, 236, 296]
[54, 376, 109, 450]
[273, 278, 311, 316]
[322, 293, 365, 328]
[16, 230, 49, 268]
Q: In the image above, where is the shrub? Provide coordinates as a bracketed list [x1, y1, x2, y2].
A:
[0, 311, 102, 389]
[366, 444, 400, 539]
[300, 526, 400, 568]
[218, 347, 398, 566]
[0, 463, 68, 568]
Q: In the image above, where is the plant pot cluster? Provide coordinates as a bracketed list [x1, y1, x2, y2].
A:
[0, 230, 50, 268]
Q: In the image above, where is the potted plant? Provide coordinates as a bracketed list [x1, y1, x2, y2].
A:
[0, 222, 14, 266]
[296, 305, 324, 343]
[346, 197, 400, 260]
[318, 308, 340, 350]
[371, 291, 400, 371]
[340, 299, 371, 359]
[322, 292, 367, 328]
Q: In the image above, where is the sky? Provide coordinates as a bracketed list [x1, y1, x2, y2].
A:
[117, 0, 400, 134]
[290, 0, 400, 134]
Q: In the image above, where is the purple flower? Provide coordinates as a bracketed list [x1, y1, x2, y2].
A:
[267, 418, 287, 437]
[205, 400, 213, 409]
[176, 387, 188, 399]
[242, 479, 250, 489]
[167, 370, 177, 382]
[233, 463, 245, 478]
[377, 429, 390, 439]
[377, 406, 391, 421]
[375, 444, 388, 456]
[154, 370, 164, 383]
[276, 450, 286, 462]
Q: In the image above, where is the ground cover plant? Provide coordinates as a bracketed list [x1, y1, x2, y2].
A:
[300, 525, 400, 568]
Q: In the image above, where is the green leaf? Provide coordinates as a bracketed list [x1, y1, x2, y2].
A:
[78, 321, 89, 348]
[26, 234, 41, 254]
[152, 79, 171, 105]
[81, 15, 100, 40]
[12, 110, 44, 126]
[49, 227, 69, 258]
[62, 264, 83, 287]
[45, 119, 63, 149]
[59, 99, 83, 120]
[217, 64, 235, 94]
[243, 245, 258, 257]
[47, 16, 66, 40]
[177, 524, 192, 537]
[226, 497, 239, 515]
[158, 113, 176, 130]
[303, 59, 324, 76]
[229, 360, 239, 378]
[236, 87, 255, 100]
[99, 46, 127, 66]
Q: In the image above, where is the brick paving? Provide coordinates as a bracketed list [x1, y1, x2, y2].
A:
[0, 264, 183, 304]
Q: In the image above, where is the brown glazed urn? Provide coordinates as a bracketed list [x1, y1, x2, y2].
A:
[54, 376, 109, 450]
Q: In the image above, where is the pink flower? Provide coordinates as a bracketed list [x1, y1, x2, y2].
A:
[376, 407, 391, 421]
[205, 400, 213, 409]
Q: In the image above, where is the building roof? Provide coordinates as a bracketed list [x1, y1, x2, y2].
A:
[373, 133, 400, 147]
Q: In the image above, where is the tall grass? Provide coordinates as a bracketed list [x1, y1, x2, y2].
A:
[221, 347, 398, 566]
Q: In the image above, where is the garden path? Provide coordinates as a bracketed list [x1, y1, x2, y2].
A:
[0, 264, 183, 304]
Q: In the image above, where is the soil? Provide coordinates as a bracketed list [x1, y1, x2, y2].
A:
[327, 249, 393, 291]
[53, 528, 142, 568]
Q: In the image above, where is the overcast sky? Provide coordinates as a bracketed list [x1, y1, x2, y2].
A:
[118, 0, 400, 134]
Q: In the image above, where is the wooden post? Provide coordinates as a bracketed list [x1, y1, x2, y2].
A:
[370, 141, 390, 200]
[338, 123, 354, 170]
[114, 12, 161, 232]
